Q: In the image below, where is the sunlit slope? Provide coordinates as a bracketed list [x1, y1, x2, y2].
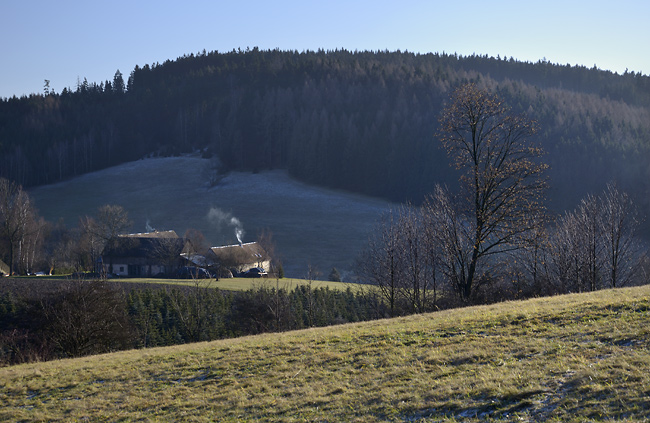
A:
[3, 285, 650, 422]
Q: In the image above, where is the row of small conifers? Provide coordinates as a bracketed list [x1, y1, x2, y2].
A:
[0, 278, 388, 366]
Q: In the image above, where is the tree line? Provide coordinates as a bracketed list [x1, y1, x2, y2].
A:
[0, 177, 134, 276]
[0, 279, 386, 366]
[1, 49, 649, 226]
[358, 182, 648, 315]
[356, 84, 649, 315]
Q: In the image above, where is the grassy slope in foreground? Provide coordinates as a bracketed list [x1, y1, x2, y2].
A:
[2, 286, 650, 422]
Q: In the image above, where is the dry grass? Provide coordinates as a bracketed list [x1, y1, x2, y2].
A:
[2, 286, 650, 421]
[118, 276, 358, 292]
[6, 275, 359, 292]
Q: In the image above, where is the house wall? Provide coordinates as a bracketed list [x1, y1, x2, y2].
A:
[0, 259, 9, 276]
[111, 263, 129, 276]
[145, 264, 166, 276]
[106, 262, 169, 277]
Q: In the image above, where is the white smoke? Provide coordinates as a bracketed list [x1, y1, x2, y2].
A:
[145, 219, 156, 232]
[206, 207, 245, 244]
[206, 208, 230, 227]
[230, 217, 243, 244]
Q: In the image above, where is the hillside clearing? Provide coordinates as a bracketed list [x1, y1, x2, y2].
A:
[28, 156, 393, 279]
[2, 285, 650, 421]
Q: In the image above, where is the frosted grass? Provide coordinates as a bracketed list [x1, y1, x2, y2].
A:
[29, 156, 393, 278]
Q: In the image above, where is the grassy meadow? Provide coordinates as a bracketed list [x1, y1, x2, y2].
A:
[117, 276, 358, 292]
[6, 275, 358, 293]
[2, 285, 650, 421]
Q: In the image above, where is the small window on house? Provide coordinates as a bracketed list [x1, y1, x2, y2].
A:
[120, 266, 125, 272]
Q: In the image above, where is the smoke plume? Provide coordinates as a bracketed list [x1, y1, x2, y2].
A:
[206, 207, 245, 244]
[145, 219, 155, 232]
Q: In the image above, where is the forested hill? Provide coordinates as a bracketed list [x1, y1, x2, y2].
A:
[2, 48, 649, 212]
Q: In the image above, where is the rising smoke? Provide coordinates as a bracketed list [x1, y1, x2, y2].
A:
[206, 207, 245, 244]
[145, 219, 156, 233]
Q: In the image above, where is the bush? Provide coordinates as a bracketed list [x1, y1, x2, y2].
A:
[40, 280, 132, 357]
[328, 267, 341, 282]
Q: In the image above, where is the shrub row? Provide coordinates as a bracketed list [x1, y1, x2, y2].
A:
[0, 279, 387, 366]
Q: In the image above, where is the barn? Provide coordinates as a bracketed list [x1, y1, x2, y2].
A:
[101, 230, 186, 277]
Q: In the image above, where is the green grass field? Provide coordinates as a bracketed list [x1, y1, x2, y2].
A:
[2, 286, 650, 422]
[115, 276, 359, 292]
[6, 275, 359, 293]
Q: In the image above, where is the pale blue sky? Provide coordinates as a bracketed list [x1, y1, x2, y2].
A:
[2, 0, 648, 98]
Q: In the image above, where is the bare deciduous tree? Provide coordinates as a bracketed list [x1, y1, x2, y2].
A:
[78, 216, 104, 271]
[18, 216, 47, 275]
[423, 185, 475, 302]
[78, 205, 131, 273]
[151, 236, 185, 276]
[600, 183, 640, 288]
[178, 228, 210, 276]
[358, 206, 439, 315]
[547, 214, 577, 293]
[549, 183, 642, 292]
[435, 83, 548, 302]
[576, 194, 603, 291]
[357, 211, 404, 317]
[95, 204, 131, 246]
[396, 206, 431, 313]
[41, 280, 131, 357]
[550, 195, 603, 293]
[0, 178, 36, 275]
[505, 211, 553, 297]
[256, 228, 278, 275]
[43, 220, 74, 275]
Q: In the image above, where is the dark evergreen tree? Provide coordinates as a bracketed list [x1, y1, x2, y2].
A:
[112, 70, 125, 94]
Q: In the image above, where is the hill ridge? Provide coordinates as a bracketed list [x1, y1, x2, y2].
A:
[3, 49, 649, 216]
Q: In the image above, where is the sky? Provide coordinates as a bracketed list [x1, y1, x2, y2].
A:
[2, 0, 649, 99]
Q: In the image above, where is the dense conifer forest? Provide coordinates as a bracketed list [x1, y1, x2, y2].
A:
[1, 48, 649, 216]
